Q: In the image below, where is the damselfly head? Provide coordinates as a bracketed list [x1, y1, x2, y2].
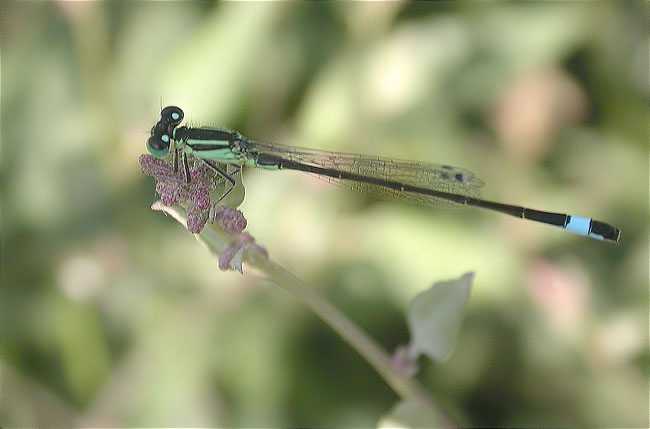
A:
[146, 106, 184, 158]
[146, 121, 172, 157]
[160, 106, 184, 126]
[146, 131, 170, 158]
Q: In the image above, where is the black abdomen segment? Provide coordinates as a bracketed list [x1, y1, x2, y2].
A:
[255, 153, 620, 242]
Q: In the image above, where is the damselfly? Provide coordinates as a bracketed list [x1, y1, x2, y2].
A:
[146, 106, 620, 242]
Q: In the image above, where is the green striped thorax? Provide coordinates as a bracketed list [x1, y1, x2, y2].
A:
[146, 106, 248, 165]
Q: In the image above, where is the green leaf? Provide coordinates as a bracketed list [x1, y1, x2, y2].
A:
[378, 399, 445, 429]
[406, 272, 473, 362]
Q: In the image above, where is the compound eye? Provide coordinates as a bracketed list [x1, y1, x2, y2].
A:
[146, 134, 170, 158]
[161, 106, 184, 126]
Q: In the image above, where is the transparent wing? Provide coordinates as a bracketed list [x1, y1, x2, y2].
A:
[247, 140, 484, 207]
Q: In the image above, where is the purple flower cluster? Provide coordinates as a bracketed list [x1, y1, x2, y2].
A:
[139, 155, 221, 233]
[213, 206, 247, 233]
[141, 155, 267, 273]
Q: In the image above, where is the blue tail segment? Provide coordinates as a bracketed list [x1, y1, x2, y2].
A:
[565, 216, 593, 237]
[474, 199, 620, 243]
[562, 216, 620, 242]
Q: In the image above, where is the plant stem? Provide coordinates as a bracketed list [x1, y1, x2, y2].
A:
[153, 202, 458, 427]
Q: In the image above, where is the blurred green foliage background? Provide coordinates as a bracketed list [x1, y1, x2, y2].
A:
[2, 2, 647, 427]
